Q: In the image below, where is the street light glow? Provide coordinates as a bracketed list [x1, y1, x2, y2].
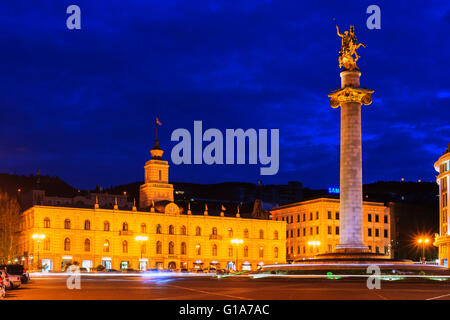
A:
[230, 239, 244, 244]
[32, 233, 46, 240]
[135, 236, 149, 241]
[308, 241, 320, 246]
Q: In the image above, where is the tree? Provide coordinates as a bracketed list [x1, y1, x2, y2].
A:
[0, 191, 21, 264]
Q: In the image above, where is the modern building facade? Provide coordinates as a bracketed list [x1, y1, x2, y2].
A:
[270, 198, 391, 261]
[18, 141, 285, 272]
[434, 143, 450, 267]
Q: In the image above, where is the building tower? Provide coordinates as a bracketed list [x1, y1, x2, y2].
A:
[328, 25, 374, 253]
[139, 137, 174, 209]
[434, 143, 450, 266]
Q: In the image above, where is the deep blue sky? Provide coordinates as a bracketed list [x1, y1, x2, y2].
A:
[0, 0, 449, 190]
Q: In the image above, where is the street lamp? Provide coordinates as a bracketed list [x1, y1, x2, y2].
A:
[417, 238, 430, 263]
[32, 233, 46, 271]
[308, 241, 320, 256]
[135, 236, 149, 270]
[230, 239, 243, 272]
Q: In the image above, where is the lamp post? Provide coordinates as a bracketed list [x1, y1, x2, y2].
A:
[308, 240, 321, 257]
[32, 234, 46, 271]
[135, 236, 149, 270]
[230, 239, 243, 272]
[417, 238, 430, 263]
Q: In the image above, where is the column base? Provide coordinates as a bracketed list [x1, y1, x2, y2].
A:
[334, 243, 369, 254]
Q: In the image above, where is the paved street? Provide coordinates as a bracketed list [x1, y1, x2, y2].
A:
[4, 274, 450, 300]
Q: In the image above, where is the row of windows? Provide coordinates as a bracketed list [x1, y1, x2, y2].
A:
[287, 245, 389, 255]
[281, 212, 388, 224]
[47, 238, 277, 258]
[282, 211, 340, 223]
[367, 214, 388, 223]
[368, 228, 389, 238]
[287, 226, 340, 238]
[43, 218, 277, 239]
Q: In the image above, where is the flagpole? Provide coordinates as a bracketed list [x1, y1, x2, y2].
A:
[155, 117, 158, 141]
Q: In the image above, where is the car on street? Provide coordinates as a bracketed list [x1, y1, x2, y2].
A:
[0, 270, 21, 289]
[0, 276, 5, 299]
[105, 269, 122, 273]
[0, 264, 29, 284]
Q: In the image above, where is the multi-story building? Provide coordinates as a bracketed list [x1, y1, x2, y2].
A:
[270, 197, 391, 261]
[18, 140, 285, 272]
[434, 143, 450, 267]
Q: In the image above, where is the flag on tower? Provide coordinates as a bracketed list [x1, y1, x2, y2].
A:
[156, 117, 162, 126]
[221, 205, 226, 211]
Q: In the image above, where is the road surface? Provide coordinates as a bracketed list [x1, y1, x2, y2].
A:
[5, 274, 450, 300]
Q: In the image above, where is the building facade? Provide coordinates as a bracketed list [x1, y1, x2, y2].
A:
[18, 140, 285, 272]
[19, 204, 285, 272]
[270, 198, 391, 261]
[434, 143, 450, 267]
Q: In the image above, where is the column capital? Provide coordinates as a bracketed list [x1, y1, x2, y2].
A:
[328, 87, 374, 109]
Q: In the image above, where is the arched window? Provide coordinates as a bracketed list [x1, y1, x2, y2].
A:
[244, 229, 249, 238]
[141, 244, 147, 254]
[212, 227, 217, 235]
[159, 170, 162, 181]
[104, 221, 110, 231]
[84, 220, 91, 230]
[156, 241, 162, 254]
[196, 244, 201, 255]
[64, 219, 71, 229]
[244, 246, 248, 257]
[212, 244, 218, 256]
[44, 238, 50, 251]
[181, 226, 187, 235]
[141, 223, 147, 233]
[274, 247, 279, 258]
[64, 238, 70, 251]
[228, 228, 233, 237]
[259, 247, 264, 258]
[156, 224, 162, 234]
[84, 239, 91, 252]
[259, 229, 264, 239]
[169, 225, 175, 235]
[122, 240, 128, 253]
[168, 241, 174, 254]
[103, 240, 110, 252]
[274, 230, 279, 240]
[122, 222, 128, 232]
[44, 217, 50, 228]
[196, 226, 201, 236]
[228, 247, 233, 257]
[181, 242, 187, 255]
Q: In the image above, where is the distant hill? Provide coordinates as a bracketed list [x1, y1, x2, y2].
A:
[0, 173, 78, 198]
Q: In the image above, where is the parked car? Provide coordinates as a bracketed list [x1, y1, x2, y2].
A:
[180, 268, 189, 273]
[0, 270, 21, 289]
[0, 276, 6, 299]
[0, 264, 29, 284]
[105, 269, 121, 273]
[123, 268, 138, 273]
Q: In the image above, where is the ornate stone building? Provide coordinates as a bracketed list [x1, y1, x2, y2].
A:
[18, 141, 285, 272]
[434, 143, 450, 267]
[271, 197, 391, 261]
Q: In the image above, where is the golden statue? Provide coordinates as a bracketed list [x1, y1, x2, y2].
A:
[336, 25, 366, 70]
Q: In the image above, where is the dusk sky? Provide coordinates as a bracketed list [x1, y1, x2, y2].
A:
[0, 0, 449, 190]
